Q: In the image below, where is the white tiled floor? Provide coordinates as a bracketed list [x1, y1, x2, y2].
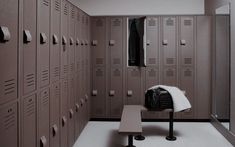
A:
[73, 121, 233, 147]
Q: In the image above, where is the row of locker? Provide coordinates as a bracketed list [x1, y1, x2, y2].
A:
[90, 16, 212, 119]
[0, 0, 91, 147]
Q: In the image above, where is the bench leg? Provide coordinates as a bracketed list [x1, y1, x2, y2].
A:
[134, 135, 145, 141]
[166, 112, 177, 141]
[126, 135, 136, 147]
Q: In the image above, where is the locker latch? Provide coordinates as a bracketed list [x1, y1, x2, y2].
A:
[92, 40, 98, 46]
[62, 116, 67, 126]
[109, 40, 115, 46]
[85, 94, 89, 102]
[85, 40, 88, 45]
[53, 34, 59, 44]
[109, 90, 115, 96]
[40, 33, 47, 44]
[52, 124, 58, 137]
[180, 39, 186, 45]
[162, 40, 168, 45]
[23, 30, 32, 43]
[62, 36, 67, 45]
[76, 39, 80, 45]
[81, 40, 84, 46]
[92, 90, 98, 96]
[146, 40, 151, 46]
[127, 90, 133, 97]
[69, 109, 74, 118]
[75, 103, 80, 112]
[70, 37, 74, 45]
[40, 136, 47, 147]
[0, 26, 11, 42]
[80, 99, 85, 106]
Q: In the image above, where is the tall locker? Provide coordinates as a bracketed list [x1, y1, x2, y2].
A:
[0, 0, 18, 104]
[21, 95, 36, 147]
[68, 78, 75, 147]
[38, 0, 50, 88]
[61, 0, 69, 80]
[81, 13, 86, 102]
[50, 82, 60, 147]
[50, 0, 61, 83]
[21, 0, 37, 95]
[38, 88, 50, 147]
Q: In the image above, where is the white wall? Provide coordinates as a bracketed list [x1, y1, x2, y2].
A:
[70, 0, 204, 16]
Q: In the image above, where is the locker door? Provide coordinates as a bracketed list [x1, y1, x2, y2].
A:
[145, 67, 159, 89]
[74, 75, 80, 138]
[50, 0, 61, 83]
[163, 68, 177, 86]
[0, 102, 18, 147]
[91, 67, 106, 118]
[126, 67, 141, 105]
[38, 88, 50, 147]
[21, 95, 36, 147]
[68, 78, 75, 147]
[0, 0, 18, 104]
[50, 82, 60, 147]
[22, 0, 37, 95]
[61, 0, 69, 80]
[38, 0, 50, 88]
[91, 17, 106, 67]
[75, 8, 81, 75]
[60, 79, 68, 147]
[146, 17, 159, 67]
[179, 16, 195, 66]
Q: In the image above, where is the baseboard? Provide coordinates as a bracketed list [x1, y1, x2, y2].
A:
[90, 118, 211, 122]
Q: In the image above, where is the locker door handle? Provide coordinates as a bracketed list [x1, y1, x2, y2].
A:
[76, 39, 80, 45]
[85, 94, 89, 102]
[127, 90, 133, 97]
[109, 40, 115, 46]
[92, 40, 98, 46]
[40, 136, 47, 147]
[75, 103, 80, 112]
[109, 90, 115, 96]
[62, 116, 67, 126]
[53, 34, 59, 44]
[92, 90, 98, 96]
[40, 33, 47, 44]
[69, 109, 74, 118]
[81, 40, 84, 46]
[0, 26, 11, 42]
[85, 40, 88, 45]
[52, 124, 58, 137]
[62, 36, 67, 45]
[80, 99, 85, 106]
[146, 40, 151, 46]
[70, 37, 74, 45]
[23, 30, 32, 43]
[162, 40, 168, 45]
[180, 39, 186, 45]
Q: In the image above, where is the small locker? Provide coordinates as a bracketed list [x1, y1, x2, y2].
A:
[0, 0, 18, 104]
[0, 102, 18, 147]
[50, 0, 61, 83]
[22, 0, 37, 95]
[38, 0, 50, 88]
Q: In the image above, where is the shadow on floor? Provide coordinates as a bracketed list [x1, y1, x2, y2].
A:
[106, 129, 126, 147]
[142, 125, 181, 137]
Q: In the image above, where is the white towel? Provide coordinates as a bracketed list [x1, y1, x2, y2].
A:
[148, 85, 191, 112]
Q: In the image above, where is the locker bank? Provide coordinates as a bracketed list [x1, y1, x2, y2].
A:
[0, 0, 235, 147]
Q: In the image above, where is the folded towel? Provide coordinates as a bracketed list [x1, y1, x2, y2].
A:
[148, 85, 191, 112]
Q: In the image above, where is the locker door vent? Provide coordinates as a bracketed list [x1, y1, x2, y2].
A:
[25, 73, 35, 88]
[148, 19, 156, 26]
[25, 98, 35, 117]
[4, 79, 16, 95]
[41, 69, 49, 82]
[96, 19, 103, 27]
[63, 65, 68, 74]
[96, 58, 104, 65]
[63, 81, 68, 92]
[148, 69, 156, 77]
[113, 19, 121, 27]
[113, 58, 121, 65]
[166, 69, 174, 77]
[184, 20, 192, 26]
[166, 18, 174, 26]
[131, 69, 140, 77]
[54, 67, 60, 78]
[63, 4, 68, 15]
[70, 63, 75, 72]
[184, 70, 192, 77]
[55, 0, 60, 11]
[55, 86, 60, 98]
[166, 58, 174, 65]
[71, 8, 75, 19]
[96, 69, 103, 77]
[3, 107, 16, 130]
[113, 69, 121, 77]
[148, 58, 156, 64]
[42, 91, 49, 106]
[42, 0, 50, 6]
[184, 58, 192, 65]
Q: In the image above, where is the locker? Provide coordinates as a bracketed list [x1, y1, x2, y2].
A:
[79, 98, 86, 130]
[50, 82, 60, 147]
[179, 16, 195, 66]
[163, 68, 177, 86]
[0, 0, 18, 104]
[50, 0, 61, 83]
[68, 78, 75, 147]
[109, 17, 123, 67]
[22, 0, 37, 95]
[0, 102, 18, 147]
[38, 0, 50, 88]
[126, 67, 142, 105]
[91, 17, 107, 67]
[145, 67, 159, 89]
[38, 88, 50, 147]
[91, 67, 106, 118]
[146, 17, 159, 67]
[21, 95, 36, 147]
[75, 8, 81, 74]
[74, 76, 81, 138]
[61, 0, 69, 80]
[60, 79, 68, 147]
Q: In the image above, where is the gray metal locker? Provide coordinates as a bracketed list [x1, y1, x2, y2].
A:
[38, 0, 50, 88]
[146, 17, 159, 67]
[50, 82, 60, 147]
[61, 0, 69, 80]
[74, 76, 81, 138]
[163, 68, 177, 86]
[145, 67, 159, 89]
[179, 16, 195, 67]
[22, 0, 37, 95]
[21, 95, 36, 147]
[68, 78, 75, 147]
[0, 102, 18, 147]
[75, 8, 81, 75]
[38, 88, 50, 147]
[50, 0, 61, 83]
[0, 0, 18, 104]
[91, 17, 107, 67]
[126, 67, 142, 105]
[60, 79, 68, 147]
[91, 67, 106, 118]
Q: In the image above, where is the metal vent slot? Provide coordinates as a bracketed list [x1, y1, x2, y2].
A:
[4, 108, 16, 130]
[184, 70, 192, 77]
[184, 58, 192, 65]
[166, 70, 174, 77]
[25, 98, 35, 116]
[42, 0, 49, 6]
[148, 19, 156, 26]
[96, 19, 103, 27]
[166, 58, 174, 65]
[113, 19, 121, 27]
[70, 63, 75, 72]
[54, 67, 60, 78]
[55, 86, 60, 97]
[184, 20, 192, 26]
[71, 8, 75, 19]
[41, 70, 49, 82]
[113, 58, 121, 65]
[148, 58, 156, 64]
[96, 58, 104, 65]
[148, 69, 156, 77]
[63, 65, 68, 74]
[63, 4, 68, 15]
[113, 69, 121, 77]
[4, 79, 15, 95]
[55, 0, 60, 11]
[96, 69, 103, 77]
[166, 18, 174, 26]
[131, 69, 140, 77]
[42, 91, 49, 106]
[25, 73, 35, 87]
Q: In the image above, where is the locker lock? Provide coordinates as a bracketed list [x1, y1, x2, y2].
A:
[69, 109, 74, 118]
[180, 39, 186, 45]
[62, 36, 67, 45]
[53, 34, 59, 44]
[52, 124, 58, 137]
[127, 90, 133, 97]
[62, 116, 67, 126]
[75, 103, 80, 112]
[146, 40, 151, 46]
[40, 136, 47, 147]
[109, 90, 115, 96]
[92, 90, 98, 96]
[109, 40, 115, 46]
[76, 39, 80, 45]
[162, 40, 168, 45]
[0, 26, 11, 42]
[23, 30, 32, 43]
[70, 37, 74, 45]
[92, 40, 98, 46]
[40, 33, 47, 44]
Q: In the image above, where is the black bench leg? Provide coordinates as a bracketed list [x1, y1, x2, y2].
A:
[126, 135, 136, 147]
[166, 112, 177, 141]
[134, 134, 145, 141]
